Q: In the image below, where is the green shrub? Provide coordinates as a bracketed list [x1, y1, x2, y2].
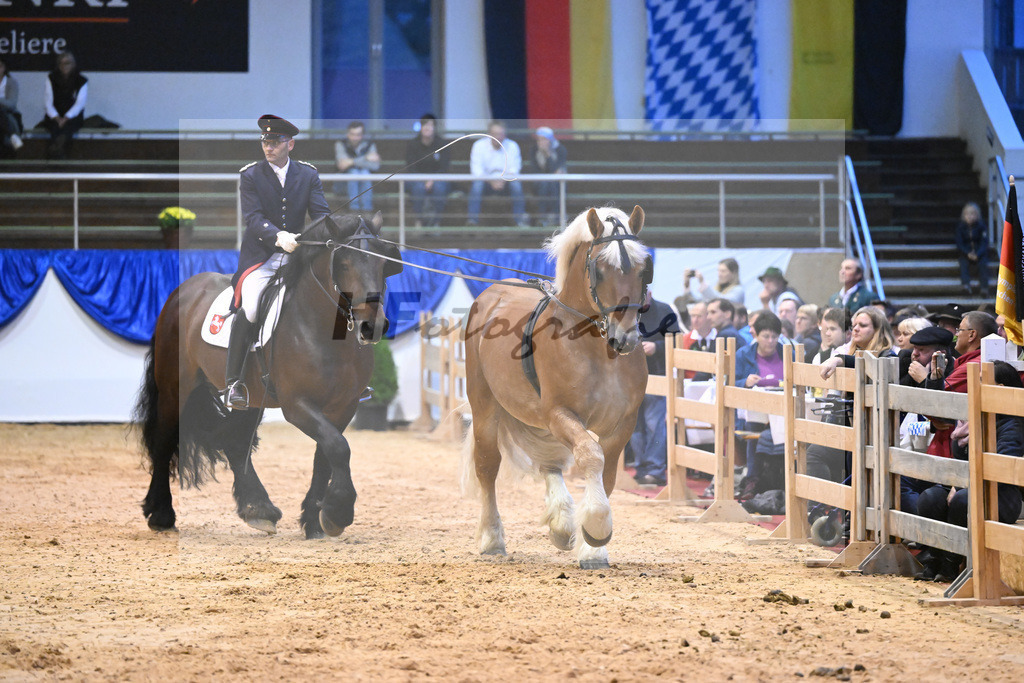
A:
[368, 341, 398, 406]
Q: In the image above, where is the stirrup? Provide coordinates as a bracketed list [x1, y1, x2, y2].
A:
[223, 381, 250, 410]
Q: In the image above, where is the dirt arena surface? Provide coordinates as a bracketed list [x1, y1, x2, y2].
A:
[2, 423, 1023, 681]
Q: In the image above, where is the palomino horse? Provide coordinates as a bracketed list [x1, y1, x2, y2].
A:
[135, 211, 402, 538]
[462, 206, 652, 569]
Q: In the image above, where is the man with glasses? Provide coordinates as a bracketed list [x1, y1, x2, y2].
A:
[225, 114, 331, 409]
[945, 311, 998, 393]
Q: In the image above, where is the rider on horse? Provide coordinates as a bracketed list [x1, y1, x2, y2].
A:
[226, 114, 331, 409]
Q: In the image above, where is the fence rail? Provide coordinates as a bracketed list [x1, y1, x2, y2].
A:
[0, 169, 839, 249]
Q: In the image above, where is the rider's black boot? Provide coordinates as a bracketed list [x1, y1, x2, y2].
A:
[224, 312, 253, 410]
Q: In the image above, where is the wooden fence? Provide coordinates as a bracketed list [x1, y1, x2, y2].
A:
[420, 322, 1024, 601]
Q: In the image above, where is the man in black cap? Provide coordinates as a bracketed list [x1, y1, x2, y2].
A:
[927, 303, 966, 337]
[757, 266, 802, 315]
[224, 114, 331, 409]
[899, 325, 954, 390]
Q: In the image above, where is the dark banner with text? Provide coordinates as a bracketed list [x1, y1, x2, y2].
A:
[0, 0, 248, 72]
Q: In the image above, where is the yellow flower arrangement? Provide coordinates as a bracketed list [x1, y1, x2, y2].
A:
[158, 206, 197, 231]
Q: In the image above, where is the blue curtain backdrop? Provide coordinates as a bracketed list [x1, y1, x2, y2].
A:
[0, 249, 564, 344]
[0, 250, 52, 331]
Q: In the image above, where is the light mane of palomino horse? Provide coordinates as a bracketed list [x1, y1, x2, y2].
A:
[134, 211, 402, 539]
[462, 205, 652, 569]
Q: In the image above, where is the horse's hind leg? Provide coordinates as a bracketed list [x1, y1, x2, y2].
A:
[141, 379, 179, 532]
[542, 469, 575, 551]
[223, 410, 281, 534]
[471, 414, 506, 555]
[299, 445, 331, 539]
[142, 418, 178, 531]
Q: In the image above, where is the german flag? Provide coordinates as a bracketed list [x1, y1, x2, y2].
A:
[996, 176, 1024, 346]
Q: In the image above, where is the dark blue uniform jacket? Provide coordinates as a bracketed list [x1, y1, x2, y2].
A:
[232, 158, 331, 287]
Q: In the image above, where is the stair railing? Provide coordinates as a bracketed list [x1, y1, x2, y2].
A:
[843, 155, 885, 301]
[988, 155, 1010, 246]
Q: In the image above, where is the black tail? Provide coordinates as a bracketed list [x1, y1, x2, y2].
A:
[132, 339, 168, 474]
[178, 383, 259, 488]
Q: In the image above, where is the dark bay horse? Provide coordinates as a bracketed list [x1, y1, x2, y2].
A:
[135, 211, 402, 538]
[462, 206, 651, 569]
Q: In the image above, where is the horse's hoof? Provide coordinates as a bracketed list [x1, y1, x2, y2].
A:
[548, 528, 575, 551]
[304, 528, 325, 540]
[480, 545, 507, 556]
[147, 522, 177, 533]
[319, 510, 345, 537]
[246, 518, 277, 535]
[581, 527, 612, 547]
[580, 557, 610, 570]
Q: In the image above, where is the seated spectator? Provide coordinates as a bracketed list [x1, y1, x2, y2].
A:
[794, 304, 821, 362]
[0, 57, 23, 152]
[894, 316, 932, 351]
[467, 120, 528, 228]
[627, 291, 681, 487]
[707, 298, 741, 341]
[777, 298, 798, 335]
[527, 126, 566, 227]
[405, 113, 449, 227]
[734, 311, 795, 496]
[757, 266, 802, 314]
[870, 299, 896, 324]
[827, 258, 877, 312]
[915, 361, 1023, 581]
[678, 258, 745, 307]
[42, 51, 87, 160]
[735, 305, 751, 344]
[944, 311, 998, 393]
[812, 307, 898, 489]
[954, 201, 990, 296]
[335, 121, 381, 211]
[680, 301, 716, 352]
[927, 303, 966, 336]
[780, 318, 795, 343]
[810, 307, 851, 365]
[897, 326, 955, 515]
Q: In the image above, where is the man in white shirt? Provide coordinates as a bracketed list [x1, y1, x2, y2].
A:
[467, 120, 528, 227]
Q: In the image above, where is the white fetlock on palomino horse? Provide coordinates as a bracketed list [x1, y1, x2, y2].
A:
[461, 205, 652, 569]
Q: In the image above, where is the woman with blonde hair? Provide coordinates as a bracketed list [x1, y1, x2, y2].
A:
[821, 305, 897, 378]
[894, 316, 932, 350]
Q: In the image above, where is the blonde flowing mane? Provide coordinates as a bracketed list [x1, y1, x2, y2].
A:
[543, 207, 650, 293]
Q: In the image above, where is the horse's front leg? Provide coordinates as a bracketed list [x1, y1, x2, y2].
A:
[286, 400, 357, 537]
[547, 408, 612, 569]
[299, 446, 331, 539]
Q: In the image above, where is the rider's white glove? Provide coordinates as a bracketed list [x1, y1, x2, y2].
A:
[275, 231, 300, 253]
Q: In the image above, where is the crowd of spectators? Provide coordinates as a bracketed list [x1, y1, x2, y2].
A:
[627, 251, 1021, 583]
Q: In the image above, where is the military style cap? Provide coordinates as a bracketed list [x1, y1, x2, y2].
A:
[909, 326, 954, 347]
[257, 114, 299, 140]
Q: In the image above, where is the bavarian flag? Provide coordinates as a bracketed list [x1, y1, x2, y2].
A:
[996, 178, 1024, 346]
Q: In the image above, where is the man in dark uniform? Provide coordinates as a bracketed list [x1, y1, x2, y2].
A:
[225, 114, 331, 409]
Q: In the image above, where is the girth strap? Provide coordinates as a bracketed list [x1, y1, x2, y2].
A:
[521, 296, 553, 397]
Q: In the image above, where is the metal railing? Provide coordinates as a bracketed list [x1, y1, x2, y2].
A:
[842, 155, 884, 300]
[988, 155, 1010, 246]
[0, 169, 839, 249]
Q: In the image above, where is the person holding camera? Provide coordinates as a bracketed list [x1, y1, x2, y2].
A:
[677, 258, 745, 309]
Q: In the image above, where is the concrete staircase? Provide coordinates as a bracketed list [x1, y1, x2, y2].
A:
[847, 137, 996, 308]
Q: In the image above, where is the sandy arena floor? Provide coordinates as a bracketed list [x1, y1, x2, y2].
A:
[2, 422, 1023, 681]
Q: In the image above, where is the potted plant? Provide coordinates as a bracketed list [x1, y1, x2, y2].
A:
[354, 340, 398, 430]
[158, 206, 196, 249]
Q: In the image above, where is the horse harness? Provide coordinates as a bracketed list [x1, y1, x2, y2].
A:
[521, 217, 652, 396]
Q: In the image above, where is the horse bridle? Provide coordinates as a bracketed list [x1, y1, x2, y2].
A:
[571, 215, 651, 338]
[303, 216, 388, 333]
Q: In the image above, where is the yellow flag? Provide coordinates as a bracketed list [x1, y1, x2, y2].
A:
[789, 0, 854, 131]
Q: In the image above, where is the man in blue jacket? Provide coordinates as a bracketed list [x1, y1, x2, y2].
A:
[225, 114, 332, 409]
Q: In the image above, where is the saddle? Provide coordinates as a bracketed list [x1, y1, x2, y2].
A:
[200, 284, 287, 349]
